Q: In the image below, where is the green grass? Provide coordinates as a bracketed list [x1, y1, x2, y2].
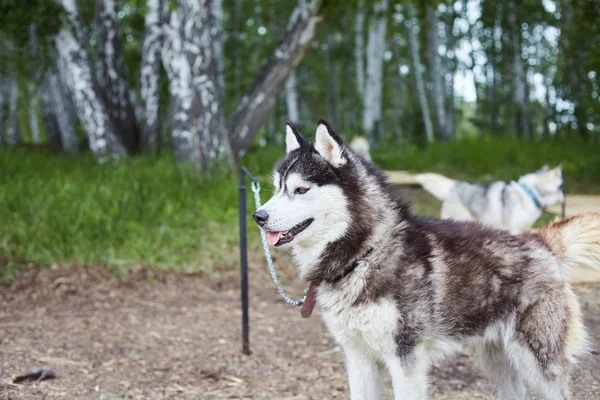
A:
[0, 148, 244, 276]
[0, 136, 598, 277]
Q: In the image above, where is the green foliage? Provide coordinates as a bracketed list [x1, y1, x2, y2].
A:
[1, 137, 598, 275]
[0, 0, 64, 74]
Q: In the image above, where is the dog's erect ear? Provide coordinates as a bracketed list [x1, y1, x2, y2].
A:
[552, 164, 562, 177]
[285, 121, 307, 154]
[314, 120, 345, 167]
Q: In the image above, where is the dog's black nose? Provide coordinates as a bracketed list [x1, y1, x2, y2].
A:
[253, 210, 269, 226]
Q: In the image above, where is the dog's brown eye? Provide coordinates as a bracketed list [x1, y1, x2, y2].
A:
[295, 187, 309, 195]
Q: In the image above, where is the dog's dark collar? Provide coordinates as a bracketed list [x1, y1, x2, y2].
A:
[333, 247, 374, 283]
[301, 247, 375, 318]
[518, 182, 542, 209]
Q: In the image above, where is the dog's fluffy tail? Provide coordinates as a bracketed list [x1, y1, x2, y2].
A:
[414, 173, 457, 201]
[539, 213, 600, 272]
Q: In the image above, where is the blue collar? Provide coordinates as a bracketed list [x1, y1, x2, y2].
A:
[518, 182, 542, 209]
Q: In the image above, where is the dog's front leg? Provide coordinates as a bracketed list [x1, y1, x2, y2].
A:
[385, 355, 429, 400]
[343, 346, 382, 400]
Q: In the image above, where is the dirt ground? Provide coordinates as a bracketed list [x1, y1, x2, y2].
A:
[1, 259, 599, 400]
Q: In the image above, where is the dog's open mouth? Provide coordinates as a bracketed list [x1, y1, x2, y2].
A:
[266, 218, 314, 247]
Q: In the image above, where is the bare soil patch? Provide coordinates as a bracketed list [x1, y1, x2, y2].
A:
[1, 260, 599, 400]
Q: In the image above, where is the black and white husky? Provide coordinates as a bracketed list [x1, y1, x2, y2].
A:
[415, 166, 564, 234]
[253, 120, 600, 400]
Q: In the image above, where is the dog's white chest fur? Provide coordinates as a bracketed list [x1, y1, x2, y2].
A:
[317, 278, 400, 358]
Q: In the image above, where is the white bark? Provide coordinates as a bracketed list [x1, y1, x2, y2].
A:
[406, 5, 434, 143]
[0, 72, 5, 144]
[162, 0, 228, 168]
[362, 0, 388, 138]
[140, 0, 166, 150]
[6, 68, 19, 145]
[232, 0, 242, 103]
[40, 70, 80, 152]
[390, 39, 404, 141]
[285, 72, 300, 123]
[211, 0, 225, 97]
[355, 5, 365, 97]
[285, 0, 306, 125]
[426, 6, 448, 140]
[97, 0, 139, 152]
[39, 72, 62, 151]
[55, 0, 125, 159]
[488, 18, 501, 133]
[28, 24, 42, 144]
[444, 13, 455, 139]
[28, 82, 41, 144]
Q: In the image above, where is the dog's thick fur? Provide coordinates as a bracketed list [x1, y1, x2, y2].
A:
[415, 168, 565, 234]
[254, 121, 599, 400]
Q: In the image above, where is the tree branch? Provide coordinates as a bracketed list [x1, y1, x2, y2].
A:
[228, 0, 323, 160]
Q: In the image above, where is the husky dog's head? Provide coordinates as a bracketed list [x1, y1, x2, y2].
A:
[519, 165, 565, 206]
[253, 120, 401, 282]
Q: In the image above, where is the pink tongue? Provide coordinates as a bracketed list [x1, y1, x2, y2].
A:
[266, 232, 282, 246]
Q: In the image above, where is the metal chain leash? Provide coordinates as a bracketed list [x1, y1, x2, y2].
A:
[251, 181, 307, 307]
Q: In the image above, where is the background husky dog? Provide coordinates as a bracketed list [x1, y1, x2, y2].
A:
[253, 120, 600, 400]
[415, 167, 565, 234]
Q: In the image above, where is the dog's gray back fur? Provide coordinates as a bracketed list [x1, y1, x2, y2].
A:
[442, 167, 564, 234]
[454, 181, 530, 220]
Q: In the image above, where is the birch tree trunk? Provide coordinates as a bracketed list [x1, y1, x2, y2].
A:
[560, 0, 587, 137]
[0, 71, 5, 144]
[508, 0, 530, 140]
[343, 52, 356, 131]
[97, 0, 140, 153]
[543, 73, 555, 140]
[488, 63, 499, 133]
[140, 0, 167, 150]
[362, 0, 388, 141]
[28, 82, 41, 144]
[55, 0, 126, 159]
[444, 12, 455, 139]
[39, 74, 63, 152]
[232, 0, 242, 104]
[162, 0, 228, 169]
[40, 69, 80, 152]
[326, 34, 340, 130]
[466, 20, 479, 105]
[284, 0, 304, 125]
[355, 5, 365, 98]
[299, 65, 310, 124]
[488, 19, 501, 134]
[285, 72, 300, 123]
[406, 5, 434, 143]
[426, 6, 448, 140]
[28, 24, 41, 144]
[228, 0, 323, 160]
[390, 39, 404, 142]
[210, 0, 225, 97]
[6, 68, 19, 145]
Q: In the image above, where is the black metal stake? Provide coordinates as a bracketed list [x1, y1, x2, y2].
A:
[239, 167, 260, 355]
[561, 170, 566, 218]
[239, 169, 250, 355]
